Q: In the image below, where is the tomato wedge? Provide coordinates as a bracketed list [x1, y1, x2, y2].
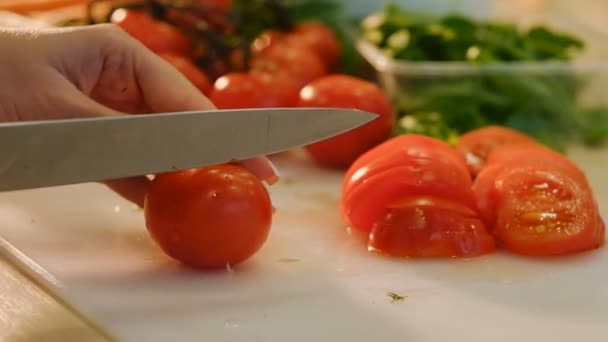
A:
[456, 126, 539, 177]
[369, 205, 495, 258]
[342, 134, 496, 258]
[344, 134, 470, 195]
[473, 146, 605, 256]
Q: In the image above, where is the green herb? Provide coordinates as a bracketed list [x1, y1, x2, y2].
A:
[387, 291, 407, 303]
[361, 3, 608, 150]
[361, 4, 584, 62]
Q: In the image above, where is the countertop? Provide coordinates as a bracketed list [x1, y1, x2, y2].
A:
[1, 1, 608, 341]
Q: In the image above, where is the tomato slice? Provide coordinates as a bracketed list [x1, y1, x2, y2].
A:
[368, 205, 496, 258]
[342, 164, 478, 234]
[386, 196, 477, 215]
[495, 168, 603, 255]
[343, 134, 469, 195]
[455, 126, 539, 177]
[471, 163, 504, 228]
[473, 146, 605, 256]
[341, 134, 496, 258]
[485, 144, 588, 184]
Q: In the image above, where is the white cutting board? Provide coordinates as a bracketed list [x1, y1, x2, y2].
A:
[1, 149, 608, 342]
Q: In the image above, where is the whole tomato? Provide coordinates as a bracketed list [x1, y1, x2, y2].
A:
[111, 9, 191, 55]
[251, 29, 284, 55]
[297, 75, 395, 168]
[251, 44, 327, 88]
[252, 22, 341, 70]
[144, 164, 273, 269]
[158, 52, 212, 95]
[209, 70, 300, 109]
[198, 0, 231, 9]
[284, 21, 341, 69]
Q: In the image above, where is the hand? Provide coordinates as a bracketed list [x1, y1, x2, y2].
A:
[0, 24, 277, 206]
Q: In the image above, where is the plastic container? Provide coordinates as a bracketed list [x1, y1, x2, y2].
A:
[356, 39, 608, 149]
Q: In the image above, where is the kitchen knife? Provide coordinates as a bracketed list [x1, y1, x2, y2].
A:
[0, 107, 377, 191]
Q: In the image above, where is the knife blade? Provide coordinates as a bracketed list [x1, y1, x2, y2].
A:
[0, 107, 377, 191]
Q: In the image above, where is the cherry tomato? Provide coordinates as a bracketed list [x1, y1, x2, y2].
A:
[158, 52, 212, 95]
[251, 29, 284, 55]
[251, 44, 327, 88]
[455, 126, 539, 177]
[297, 75, 395, 169]
[198, 0, 231, 10]
[144, 164, 273, 269]
[473, 146, 604, 256]
[284, 21, 341, 69]
[252, 22, 341, 69]
[209, 71, 300, 109]
[111, 9, 191, 55]
[342, 134, 496, 258]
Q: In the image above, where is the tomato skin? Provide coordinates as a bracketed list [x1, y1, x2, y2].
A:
[209, 71, 300, 109]
[158, 52, 212, 95]
[251, 44, 327, 88]
[341, 134, 496, 258]
[473, 146, 605, 256]
[252, 22, 340, 69]
[144, 164, 272, 269]
[111, 9, 191, 55]
[209, 72, 261, 109]
[284, 21, 341, 69]
[342, 135, 477, 233]
[297, 75, 395, 169]
[369, 206, 496, 258]
[342, 165, 478, 234]
[343, 134, 470, 195]
[251, 29, 284, 54]
[248, 69, 302, 108]
[456, 126, 539, 177]
[198, 0, 231, 9]
[485, 144, 588, 183]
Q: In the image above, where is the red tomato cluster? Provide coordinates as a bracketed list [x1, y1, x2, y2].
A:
[209, 24, 395, 169]
[111, 9, 215, 97]
[342, 126, 605, 258]
[209, 21, 337, 108]
[112, 8, 395, 169]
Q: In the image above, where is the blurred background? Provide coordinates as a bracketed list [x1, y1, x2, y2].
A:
[342, 0, 608, 58]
